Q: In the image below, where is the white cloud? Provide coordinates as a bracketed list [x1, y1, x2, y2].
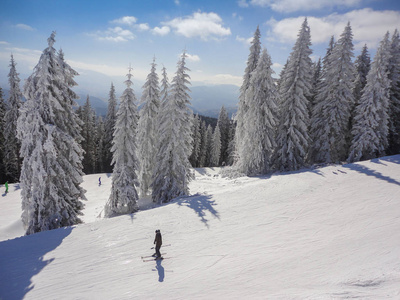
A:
[236, 35, 252, 45]
[267, 8, 400, 49]
[250, 0, 362, 13]
[152, 26, 171, 36]
[185, 53, 200, 62]
[203, 74, 242, 86]
[0, 47, 42, 70]
[137, 23, 150, 31]
[0, 41, 9, 45]
[94, 26, 135, 42]
[15, 23, 35, 31]
[163, 11, 231, 41]
[174, 0, 180, 5]
[111, 16, 137, 26]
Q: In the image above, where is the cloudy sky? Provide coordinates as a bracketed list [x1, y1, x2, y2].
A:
[0, 0, 399, 98]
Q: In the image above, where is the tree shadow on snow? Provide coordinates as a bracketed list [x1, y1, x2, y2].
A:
[0, 227, 73, 300]
[343, 159, 400, 186]
[175, 194, 220, 228]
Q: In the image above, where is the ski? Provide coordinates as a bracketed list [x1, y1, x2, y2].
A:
[143, 257, 170, 262]
[141, 253, 167, 259]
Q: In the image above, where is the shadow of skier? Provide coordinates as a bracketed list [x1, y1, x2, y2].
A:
[156, 259, 165, 282]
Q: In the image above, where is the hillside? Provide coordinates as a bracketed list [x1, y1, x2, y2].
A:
[1, 156, 400, 299]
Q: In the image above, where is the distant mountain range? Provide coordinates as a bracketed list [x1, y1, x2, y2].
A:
[1, 84, 239, 119]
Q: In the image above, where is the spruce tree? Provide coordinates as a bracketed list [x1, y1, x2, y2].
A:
[353, 45, 371, 108]
[235, 26, 261, 164]
[311, 23, 356, 164]
[189, 114, 201, 167]
[348, 32, 392, 162]
[275, 19, 313, 171]
[205, 124, 213, 167]
[104, 67, 139, 217]
[217, 106, 230, 165]
[80, 96, 97, 174]
[198, 120, 208, 167]
[0, 88, 6, 184]
[4, 55, 22, 182]
[17, 32, 85, 234]
[210, 125, 221, 167]
[387, 29, 400, 155]
[151, 52, 193, 204]
[105, 83, 117, 173]
[137, 58, 160, 196]
[95, 116, 106, 173]
[239, 48, 279, 175]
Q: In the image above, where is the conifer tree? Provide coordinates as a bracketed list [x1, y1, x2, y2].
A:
[353, 45, 371, 108]
[95, 116, 106, 173]
[311, 23, 356, 164]
[275, 19, 313, 171]
[387, 29, 400, 155]
[17, 32, 85, 234]
[80, 96, 97, 174]
[217, 106, 230, 165]
[137, 59, 160, 196]
[189, 114, 201, 167]
[235, 26, 261, 163]
[210, 125, 221, 167]
[105, 67, 139, 217]
[205, 124, 213, 167]
[348, 32, 392, 162]
[198, 120, 208, 167]
[4, 55, 22, 182]
[105, 83, 117, 173]
[151, 52, 193, 204]
[0, 88, 6, 184]
[238, 48, 279, 175]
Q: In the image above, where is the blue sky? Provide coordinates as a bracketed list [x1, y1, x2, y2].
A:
[1, 0, 399, 99]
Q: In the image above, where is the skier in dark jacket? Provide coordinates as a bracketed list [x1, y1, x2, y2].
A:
[154, 230, 162, 258]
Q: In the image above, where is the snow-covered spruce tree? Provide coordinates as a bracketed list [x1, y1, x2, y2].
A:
[205, 124, 213, 167]
[387, 29, 400, 155]
[348, 32, 392, 162]
[79, 95, 97, 174]
[210, 125, 221, 167]
[95, 116, 106, 173]
[0, 88, 6, 184]
[311, 23, 356, 164]
[189, 114, 201, 167]
[309, 36, 335, 164]
[137, 58, 160, 196]
[4, 55, 22, 182]
[353, 45, 371, 109]
[310, 58, 321, 110]
[151, 52, 193, 204]
[238, 48, 279, 175]
[104, 83, 117, 173]
[198, 120, 208, 167]
[235, 26, 261, 164]
[104, 67, 139, 217]
[226, 120, 236, 166]
[217, 105, 230, 165]
[275, 19, 313, 171]
[18, 32, 85, 234]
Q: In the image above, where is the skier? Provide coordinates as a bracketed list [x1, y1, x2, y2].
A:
[98, 177, 101, 186]
[153, 229, 162, 258]
[5, 181, 8, 194]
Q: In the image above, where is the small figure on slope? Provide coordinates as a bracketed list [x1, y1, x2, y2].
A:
[98, 177, 101, 186]
[5, 181, 8, 194]
[154, 229, 162, 258]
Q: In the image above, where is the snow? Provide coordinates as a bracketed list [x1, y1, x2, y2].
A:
[1, 156, 400, 299]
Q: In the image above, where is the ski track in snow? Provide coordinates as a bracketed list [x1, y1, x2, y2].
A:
[1, 156, 400, 299]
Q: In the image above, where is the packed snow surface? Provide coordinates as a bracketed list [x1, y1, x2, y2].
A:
[1, 156, 400, 299]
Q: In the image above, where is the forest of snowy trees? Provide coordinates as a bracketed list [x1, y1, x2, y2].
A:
[0, 20, 399, 234]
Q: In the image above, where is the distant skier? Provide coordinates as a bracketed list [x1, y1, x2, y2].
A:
[98, 177, 101, 186]
[5, 181, 8, 194]
[153, 229, 162, 258]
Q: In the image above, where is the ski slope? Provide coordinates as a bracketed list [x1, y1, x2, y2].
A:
[1, 156, 400, 299]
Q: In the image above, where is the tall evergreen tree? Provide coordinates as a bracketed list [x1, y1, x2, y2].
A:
[79, 96, 97, 174]
[0, 88, 6, 184]
[238, 48, 279, 175]
[151, 52, 193, 204]
[198, 120, 208, 167]
[205, 124, 213, 167]
[105, 67, 139, 217]
[387, 29, 400, 155]
[311, 23, 356, 164]
[104, 83, 117, 173]
[95, 116, 106, 173]
[235, 26, 261, 164]
[348, 32, 392, 162]
[17, 32, 85, 234]
[4, 55, 22, 182]
[137, 59, 161, 196]
[210, 125, 221, 167]
[217, 106, 230, 165]
[353, 45, 371, 108]
[275, 19, 313, 171]
[189, 114, 201, 167]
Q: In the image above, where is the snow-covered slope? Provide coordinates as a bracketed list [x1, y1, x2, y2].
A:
[1, 156, 400, 299]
